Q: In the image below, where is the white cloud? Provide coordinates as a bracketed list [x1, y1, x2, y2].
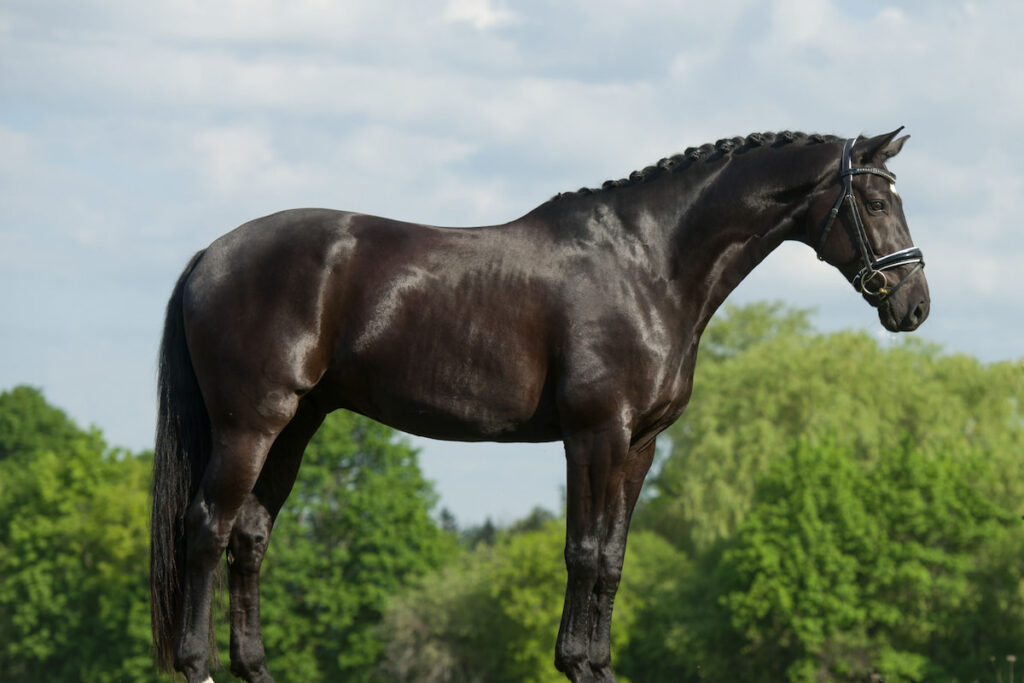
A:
[877, 6, 907, 27]
[443, 0, 515, 30]
[190, 124, 303, 194]
[767, 0, 839, 48]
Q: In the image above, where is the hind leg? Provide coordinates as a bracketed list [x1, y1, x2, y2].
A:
[227, 401, 325, 682]
[225, 496, 273, 683]
[174, 425, 284, 683]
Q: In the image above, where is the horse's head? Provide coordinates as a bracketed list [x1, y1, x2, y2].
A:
[810, 128, 930, 332]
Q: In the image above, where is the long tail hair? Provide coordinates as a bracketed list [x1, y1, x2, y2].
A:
[150, 250, 210, 672]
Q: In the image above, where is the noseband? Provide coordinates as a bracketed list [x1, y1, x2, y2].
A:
[817, 138, 924, 306]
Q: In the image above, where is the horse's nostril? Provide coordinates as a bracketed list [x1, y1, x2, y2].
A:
[911, 300, 929, 325]
[900, 299, 929, 331]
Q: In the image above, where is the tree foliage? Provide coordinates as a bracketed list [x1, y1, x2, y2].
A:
[381, 520, 685, 683]
[0, 387, 452, 682]
[622, 442, 1024, 683]
[2, 302, 1023, 682]
[250, 411, 456, 682]
[0, 386, 154, 682]
[627, 303, 1024, 681]
[638, 302, 1024, 555]
[382, 519, 568, 683]
[718, 440, 1016, 681]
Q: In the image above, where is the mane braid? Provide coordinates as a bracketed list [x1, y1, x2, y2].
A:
[549, 131, 841, 202]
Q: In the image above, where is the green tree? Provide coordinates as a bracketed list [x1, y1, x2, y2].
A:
[381, 518, 685, 683]
[697, 300, 814, 363]
[0, 386, 154, 682]
[715, 440, 1017, 682]
[0, 385, 102, 462]
[638, 304, 1024, 555]
[0, 387, 454, 682]
[626, 303, 1024, 681]
[621, 441, 1023, 683]
[381, 519, 568, 683]
[253, 411, 456, 682]
[610, 531, 692, 683]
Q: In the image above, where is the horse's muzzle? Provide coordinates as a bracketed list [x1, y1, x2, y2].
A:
[879, 290, 930, 332]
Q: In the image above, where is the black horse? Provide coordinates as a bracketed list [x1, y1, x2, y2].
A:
[151, 129, 928, 682]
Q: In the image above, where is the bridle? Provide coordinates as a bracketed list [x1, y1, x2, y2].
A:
[817, 138, 924, 306]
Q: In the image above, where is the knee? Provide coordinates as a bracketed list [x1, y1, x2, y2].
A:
[564, 537, 600, 582]
[598, 545, 624, 591]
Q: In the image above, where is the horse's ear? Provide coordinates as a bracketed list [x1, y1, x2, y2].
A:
[855, 127, 910, 163]
[880, 133, 910, 160]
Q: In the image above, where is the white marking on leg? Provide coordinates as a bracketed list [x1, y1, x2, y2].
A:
[201, 677, 214, 683]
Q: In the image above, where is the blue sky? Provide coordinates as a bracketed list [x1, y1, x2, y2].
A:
[2, 1, 1021, 526]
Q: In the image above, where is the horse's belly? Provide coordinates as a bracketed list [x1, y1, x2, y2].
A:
[367, 395, 560, 443]
[327, 349, 561, 443]
[358, 380, 560, 443]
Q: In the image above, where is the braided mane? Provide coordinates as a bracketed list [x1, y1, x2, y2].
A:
[549, 131, 842, 202]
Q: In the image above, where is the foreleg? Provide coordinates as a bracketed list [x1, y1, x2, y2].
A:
[587, 440, 656, 681]
[555, 428, 630, 683]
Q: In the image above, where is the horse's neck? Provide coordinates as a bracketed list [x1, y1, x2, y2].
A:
[651, 149, 830, 330]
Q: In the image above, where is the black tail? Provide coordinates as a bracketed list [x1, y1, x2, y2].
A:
[151, 250, 210, 672]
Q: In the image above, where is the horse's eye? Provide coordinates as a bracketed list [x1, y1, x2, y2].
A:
[868, 200, 886, 213]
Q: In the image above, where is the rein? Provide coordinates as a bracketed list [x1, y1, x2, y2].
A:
[817, 138, 924, 305]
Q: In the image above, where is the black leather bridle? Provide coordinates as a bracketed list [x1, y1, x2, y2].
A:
[818, 138, 924, 305]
